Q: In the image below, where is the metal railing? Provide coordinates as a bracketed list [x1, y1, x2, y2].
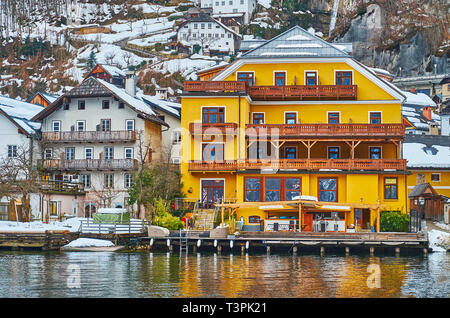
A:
[42, 159, 138, 171]
[42, 130, 136, 143]
[79, 218, 147, 234]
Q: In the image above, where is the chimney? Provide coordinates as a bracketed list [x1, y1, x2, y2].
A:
[422, 106, 432, 121]
[410, 87, 415, 93]
[125, 70, 136, 97]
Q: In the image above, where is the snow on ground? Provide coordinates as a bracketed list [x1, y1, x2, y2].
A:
[0, 221, 72, 233]
[131, 4, 177, 14]
[152, 54, 221, 78]
[128, 32, 176, 47]
[257, 0, 272, 9]
[64, 238, 114, 248]
[433, 222, 450, 232]
[428, 229, 450, 252]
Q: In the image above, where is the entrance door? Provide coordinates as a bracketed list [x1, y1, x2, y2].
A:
[201, 180, 224, 209]
[355, 208, 371, 230]
[302, 213, 313, 232]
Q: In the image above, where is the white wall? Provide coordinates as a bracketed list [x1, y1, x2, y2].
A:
[441, 114, 450, 136]
[200, 0, 256, 23]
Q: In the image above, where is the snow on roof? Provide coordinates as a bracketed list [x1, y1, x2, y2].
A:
[39, 92, 59, 104]
[0, 95, 43, 134]
[138, 94, 181, 118]
[96, 78, 156, 117]
[100, 64, 126, 77]
[403, 142, 450, 168]
[402, 91, 437, 107]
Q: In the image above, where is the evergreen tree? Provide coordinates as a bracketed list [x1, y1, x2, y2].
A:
[87, 51, 97, 70]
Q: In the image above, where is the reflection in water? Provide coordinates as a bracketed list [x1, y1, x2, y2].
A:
[0, 251, 448, 298]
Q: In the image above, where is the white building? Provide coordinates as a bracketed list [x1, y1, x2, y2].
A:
[32, 76, 168, 219]
[0, 95, 43, 220]
[177, 12, 242, 55]
[200, 0, 256, 23]
[139, 94, 181, 164]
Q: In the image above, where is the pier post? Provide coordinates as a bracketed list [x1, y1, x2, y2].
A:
[217, 244, 222, 254]
[423, 248, 428, 256]
[370, 247, 375, 256]
[241, 245, 245, 255]
[320, 246, 325, 256]
[395, 247, 400, 256]
[345, 247, 350, 256]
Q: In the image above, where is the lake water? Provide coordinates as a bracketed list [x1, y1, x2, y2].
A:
[0, 250, 448, 298]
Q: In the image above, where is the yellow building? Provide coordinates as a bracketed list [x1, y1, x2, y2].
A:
[180, 26, 408, 233]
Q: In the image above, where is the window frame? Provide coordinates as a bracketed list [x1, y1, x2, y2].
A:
[65, 147, 75, 160]
[52, 120, 61, 132]
[7, 145, 17, 158]
[318, 177, 338, 202]
[100, 119, 111, 132]
[305, 71, 318, 86]
[85, 147, 94, 160]
[125, 119, 135, 131]
[124, 147, 134, 159]
[369, 111, 382, 124]
[274, 71, 286, 86]
[284, 146, 297, 159]
[76, 120, 86, 132]
[284, 112, 298, 124]
[201, 143, 224, 161]
[384, 177, 398, 200]
[431, 173, 441, 182]
[104, 146, 114, 160]
[335, 71, 353, 85]
[78, 100, 85, 110]
[327, 112, 340, 124]
[252, 112, 265, 124]
[236, 71, 255, 86]
[202, 106, 225, 124]
[327, 146, 340, 159]
[369, 146, 382, 159]
[102, 100, 110, 110]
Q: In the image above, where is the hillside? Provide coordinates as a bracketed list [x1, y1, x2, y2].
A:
[0, 0, 448, 100]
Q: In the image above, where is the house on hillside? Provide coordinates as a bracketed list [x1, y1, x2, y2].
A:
[28, 91, 59, 108]
[176, 12, 242, 56]
[0, 96, 43, 221]
[32, 75, 167, 220]
[87, 64, 126, 88]
[181, 26, 408, 233]
[200, 0, 256, 24]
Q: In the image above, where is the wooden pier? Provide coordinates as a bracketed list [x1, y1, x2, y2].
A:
[0, 231, 79, 251]
[134, 231, 430, 255]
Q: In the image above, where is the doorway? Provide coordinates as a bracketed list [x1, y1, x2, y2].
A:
[201, 180, 224, 209]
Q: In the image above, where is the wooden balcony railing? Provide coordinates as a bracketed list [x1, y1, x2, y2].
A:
[42, 131, 136, 143]
[248, 85, 357, 100]
[42, 159, 138, 171]
[189, 123, 238, 135]
[183, 81, 357, 100]
[246, 123, 405, 138]
[184, 81, 247, 92]
[188, 159, 407, 171]
[40, 180, 85, 195]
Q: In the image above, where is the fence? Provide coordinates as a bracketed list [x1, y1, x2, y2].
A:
[79, 218, 147, 234]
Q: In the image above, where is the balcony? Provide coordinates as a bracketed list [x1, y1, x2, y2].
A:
[40, 180, 85, 195]
[42, 159, 138, 171]
[188, 159, 407, 172]
[189, 123, 238, 135]
[246, 123, 405, 138]
[183, 81, 357, 101]
[42, 131, 136, 143]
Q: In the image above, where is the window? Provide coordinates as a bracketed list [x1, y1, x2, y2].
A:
[202, 143, 224, 161]
[336, 71, 352, 85]
[328, 147, 340, 159]
[44, 148, 53, 160]
[78, 100, 85, 110]
[369, 112, 382, 124]
[328, 112, 340, 124]
[49, 201, 59, 217]
[100, 119, 111, 131]
[265, 178, 281, 201]
[431, 173, 441, 182]
[285, 147, 297, 159]
[384, 177, 398, 200]
[81, 174, 91, 188]
[248, 215, 260, 224]
[125, 147, 133, 159]
[318, 178, 338, 202]
[237, 72, 254, 86]
[85, 148, 93, 159]
[124, 173, 133, 188]
[52, 120, 61, 132]
[119, 102, 124, 109]
[208, 23, 212, 29]
[104, 174, 114, 188]
[252, 113, 264, 124]
[104, 147, 114, 160]
[76, 120, 85, 131]
[228, 34, 232, 38]
[369, 147, 382, 159]
[172, 130, 181, 144]
[65, 147, 75, 160]
[245, 177, 261, 202]
[285, 178, 301, 201]
[305, 71, 317, 86]
[285, 112, 297, 124]
[202, 107, 225, 123]
[274, 72, 286, 86]
[63, 103, 69, 110]
[102, 100, 110, 109]
[126, 120, 135, 131]
[416, 174, 425, 184]
[194, 23, 198, 29]
[7, 145, 17, 158]
[201, 23, 205, 29]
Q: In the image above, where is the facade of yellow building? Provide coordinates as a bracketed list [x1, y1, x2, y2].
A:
[180, 26, 408, 233]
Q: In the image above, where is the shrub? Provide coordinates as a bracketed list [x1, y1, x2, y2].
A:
[380, 211, 410, 232]
[152, 198, 184, 230]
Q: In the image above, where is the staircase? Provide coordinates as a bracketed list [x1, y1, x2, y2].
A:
[192, 209, 216, 231]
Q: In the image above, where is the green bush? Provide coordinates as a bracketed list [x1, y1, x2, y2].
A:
[152, 199, 184, 230]
[380, 211, 410, 232]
